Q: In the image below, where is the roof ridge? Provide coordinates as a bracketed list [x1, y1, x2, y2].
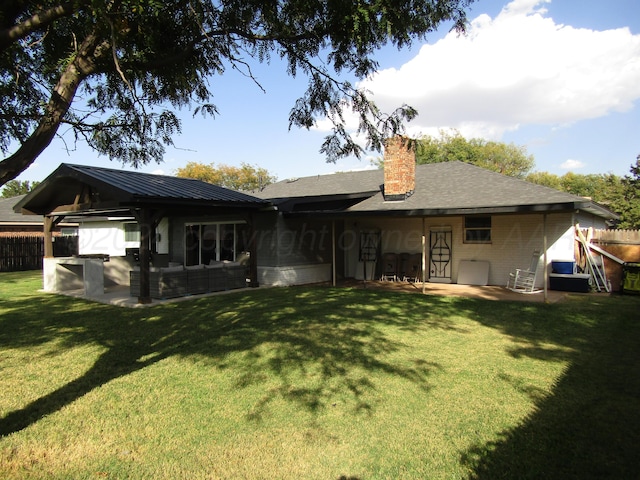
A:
[64, 163, 177, 179]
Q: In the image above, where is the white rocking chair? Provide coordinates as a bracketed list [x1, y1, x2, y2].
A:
[507, 250, 542, 293]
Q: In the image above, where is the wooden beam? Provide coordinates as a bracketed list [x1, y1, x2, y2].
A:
[51, 202, 93, 214]
[589, 243, 625, 265]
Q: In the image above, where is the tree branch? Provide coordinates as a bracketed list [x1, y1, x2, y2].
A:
[0, 33, 110, 185]
[0, 2, 77, 52]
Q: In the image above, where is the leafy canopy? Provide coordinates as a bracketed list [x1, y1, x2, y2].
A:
[0, 180, 39, 198]
[525, 156, 640, 229]
[415, 129, 535, 178]
[175, 161, 276, 191]
[615, 155, 640, 229]
[0, 0, 473, 186]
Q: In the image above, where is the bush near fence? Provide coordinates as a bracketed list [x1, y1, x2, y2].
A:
[0, 235, 78, 272]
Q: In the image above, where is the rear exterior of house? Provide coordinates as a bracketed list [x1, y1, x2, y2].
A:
[15, 143, 617, 299]
[251, 137, 615, 288]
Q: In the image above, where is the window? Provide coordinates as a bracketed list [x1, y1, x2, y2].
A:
[124, 223, 140, 242]
[184, 222, 249, 266]
[464, 216, 491, 243]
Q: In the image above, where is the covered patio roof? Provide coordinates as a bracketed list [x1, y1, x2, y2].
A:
[14, 163, 270, 304]
[14, 163, 268, 218]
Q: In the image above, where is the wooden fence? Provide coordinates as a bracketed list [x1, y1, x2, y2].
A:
[0, 236, 78, 272]
[591, 229, 640, 245]
[579, 229, 640, 292]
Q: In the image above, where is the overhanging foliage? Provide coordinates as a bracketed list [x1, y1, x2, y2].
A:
[0, 0, 473, 185]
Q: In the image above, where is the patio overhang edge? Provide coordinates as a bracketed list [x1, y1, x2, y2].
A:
[280, 201, 617, 219]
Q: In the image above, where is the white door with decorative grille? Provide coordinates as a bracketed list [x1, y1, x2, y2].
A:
[429, 229, 452, 283]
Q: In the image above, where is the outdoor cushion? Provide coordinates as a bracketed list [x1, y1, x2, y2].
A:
[161, 265, 184, 273]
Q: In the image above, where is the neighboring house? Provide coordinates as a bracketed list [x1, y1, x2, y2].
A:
[0, 194, 77, 236]
[1, 194, 78, 271]
[14, 137, 618, 302]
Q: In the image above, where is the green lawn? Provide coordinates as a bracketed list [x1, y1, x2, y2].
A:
[1, 271, 639, 479]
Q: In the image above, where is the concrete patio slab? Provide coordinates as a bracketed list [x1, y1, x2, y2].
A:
[42, 278, 599, 307]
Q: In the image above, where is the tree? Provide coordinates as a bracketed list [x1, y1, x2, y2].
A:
[175, 161, 276, 191]
[615, 155, 640, 229]
[524, 171, 563, 190]
[525, 171, 626, 209]
[0, 179, 39, 198]
[0, 0, 474, 187]
[415, 130, 534, 178]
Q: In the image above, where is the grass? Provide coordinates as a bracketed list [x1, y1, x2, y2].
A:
[0, 270, 639, 479]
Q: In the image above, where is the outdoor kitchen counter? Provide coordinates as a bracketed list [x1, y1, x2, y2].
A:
[43, 256, 105, 296]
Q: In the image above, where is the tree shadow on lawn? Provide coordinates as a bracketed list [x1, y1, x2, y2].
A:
[4, 286, 638, 478]
[0, 286, 450, 436]
[460, 296, 640, 479]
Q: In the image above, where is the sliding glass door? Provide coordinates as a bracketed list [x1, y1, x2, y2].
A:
[184, 222, 249, 266]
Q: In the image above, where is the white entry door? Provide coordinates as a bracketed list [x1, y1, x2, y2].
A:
[429, 229, 452, 283]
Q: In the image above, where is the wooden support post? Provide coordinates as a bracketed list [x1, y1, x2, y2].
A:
[131, 208, 164, 304]
[43, 216, 54, 258]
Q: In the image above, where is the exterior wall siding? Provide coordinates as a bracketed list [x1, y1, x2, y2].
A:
[275, 217, 333, 266]
[342, 213, 577, 287]
[79, 221, 138, 256]
[80, 219, 169, 258]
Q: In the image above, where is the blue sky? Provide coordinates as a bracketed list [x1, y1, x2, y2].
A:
[17, 0, 640, 184]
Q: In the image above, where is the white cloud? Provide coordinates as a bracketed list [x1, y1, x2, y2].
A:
[560, 159, 585, 170]
[359, 0, 640, 140]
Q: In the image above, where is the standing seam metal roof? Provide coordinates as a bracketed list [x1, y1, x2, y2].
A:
[64, 164, 267, 203]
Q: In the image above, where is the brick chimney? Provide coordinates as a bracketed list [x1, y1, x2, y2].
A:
[383, 135, 416, 201]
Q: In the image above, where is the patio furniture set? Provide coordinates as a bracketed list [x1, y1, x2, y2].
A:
[130, 262, 247, 299]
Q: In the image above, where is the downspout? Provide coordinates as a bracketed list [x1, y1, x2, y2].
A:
[332, 220, 336, 287]
[422, 217, 426, 294]
[543, 213, 548, 303]
[248, 212, 259, 288]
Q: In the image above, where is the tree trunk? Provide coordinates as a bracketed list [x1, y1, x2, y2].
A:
[0, 33, 108, 186]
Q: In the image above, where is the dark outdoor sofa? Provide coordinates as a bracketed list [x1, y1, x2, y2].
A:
[129, 262, 247, 299]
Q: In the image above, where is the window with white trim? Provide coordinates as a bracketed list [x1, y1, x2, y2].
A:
[464, 216, 491, 243]
[124, 223, 140, 242]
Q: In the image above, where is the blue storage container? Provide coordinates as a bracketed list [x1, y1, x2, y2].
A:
[552, 260, 575, 274]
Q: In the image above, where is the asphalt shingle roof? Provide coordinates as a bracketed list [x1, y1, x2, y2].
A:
[256, 161, 616, 218]
[0, 195, 32, 223]
[252, 168, 382, 200]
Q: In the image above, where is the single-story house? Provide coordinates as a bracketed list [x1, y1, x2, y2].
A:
[0, 194, 77, 236]
[14, 137, 618, 302]
[249, 137, 617, 290]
